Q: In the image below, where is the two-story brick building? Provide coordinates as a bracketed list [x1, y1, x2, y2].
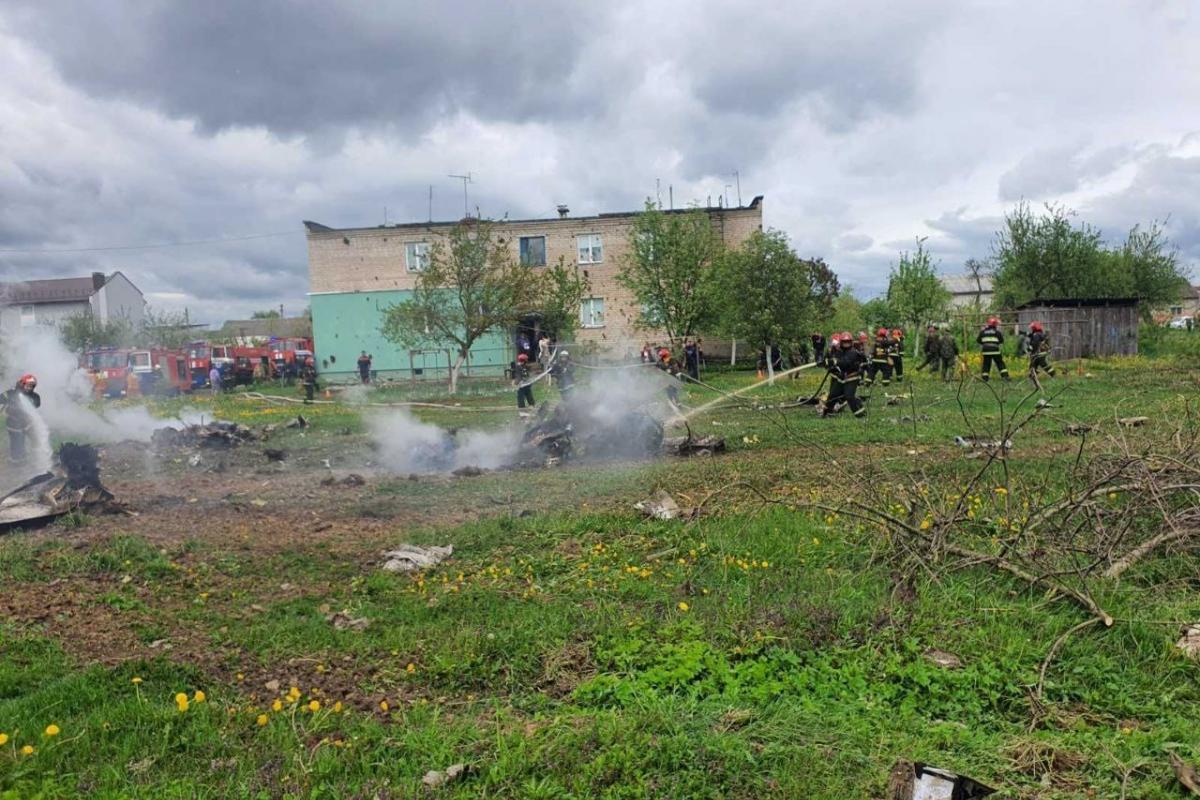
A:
[303, 197, 763, 380]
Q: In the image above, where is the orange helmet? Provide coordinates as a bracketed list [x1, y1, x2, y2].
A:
[1029, 321, 1043, 333]
[891, 328, 903, 337]
[658, 348, 671, 360]
[987, 316, 1000, 327]
[18, 374, 36, 390]
[517, 353, 529, 363]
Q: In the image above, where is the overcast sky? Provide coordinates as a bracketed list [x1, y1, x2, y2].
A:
[1, 0, 1197, 324]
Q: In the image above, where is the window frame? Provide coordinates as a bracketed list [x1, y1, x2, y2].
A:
[405, 241, 432, 273]
[579, 296, 606, 329]
[519, 235, 547, 267]
[576, 233, 603, 265]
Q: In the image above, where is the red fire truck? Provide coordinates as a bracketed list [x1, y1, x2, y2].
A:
[268, 337, 315, 379]
[228, 346, 272, 386]
[82, 347, 134, 398]
[127, 349, 192, 396]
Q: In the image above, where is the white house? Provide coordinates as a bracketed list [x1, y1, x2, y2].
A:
[941, 273, 994, 309]
[0, 272, 145, 336]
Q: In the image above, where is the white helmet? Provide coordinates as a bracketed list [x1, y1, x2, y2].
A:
[559, 350, 569, 358]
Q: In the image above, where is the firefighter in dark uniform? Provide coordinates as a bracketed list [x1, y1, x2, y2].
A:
[658, 348, 682, 404]
[810, 331, 826, 363]
[820, 333, 867, 417]
[1027, 321, 1056, 380]
[938, 326, 960, 381]
[855, 331, 868, 354]
[300, 358, 318, 404]
[916, 325, 940, 372]
[889, 328, 905, 383]
[864, 328, 893, 387]
[551, 351, 575, 396]
[1, 374, 42, 464]
[515, 353, 536, 409]
[977, 316, 1010, 381]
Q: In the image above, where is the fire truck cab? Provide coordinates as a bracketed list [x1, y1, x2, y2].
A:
[186, 340, 215, 389]
[268, 337, 314, 379]
[128, 349, 191, 396]
[82, 347, 133, 398]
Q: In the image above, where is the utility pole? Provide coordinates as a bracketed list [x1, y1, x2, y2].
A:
[732, 170, 741, 206]
[428, 185, 433, 221]
[449, 173, 473, 218]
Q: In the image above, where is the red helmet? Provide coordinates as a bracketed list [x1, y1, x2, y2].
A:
[840, 331, 853, 344]
[891, 328, 903, 337]
[517, 353, 529, 363]
[1029, 321, 1043, 332]
[987, 317, 999, 327]
[18, 374, 36, 390]
[306, 357, 315, 366]
[658, 348, 671, 360]
[876, 328, 888, 338]
[830, 333, 841, 344]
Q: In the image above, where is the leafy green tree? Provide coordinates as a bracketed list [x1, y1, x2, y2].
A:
[59, 312, 134, 352]
[250, 309, 282, 319]
[713, 229, 838, 379]
[537, 256, 591, 344]
[886, 238, 950, 354]
[829, 291, 866, 335]
[859, 298, 894, 333]
[991, 203, 1189, 317]
[137, 308, 197, 350]
[618, 202, 723, 345]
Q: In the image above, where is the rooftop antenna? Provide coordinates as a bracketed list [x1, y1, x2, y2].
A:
[669, 185, 674, 210]
[428, 185, 433, 222]
[724, 184, 733, 208]
[730, 170, 742, 206]
[449, 172, 473, 218]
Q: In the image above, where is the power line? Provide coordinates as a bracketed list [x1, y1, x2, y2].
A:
[0, 230, 299, 255]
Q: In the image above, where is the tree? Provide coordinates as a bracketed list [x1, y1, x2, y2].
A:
[59, 312, 134, 352]
[250, 309, 282, 319]
[137, 307, 196, 350]
[991, 203, 1189, 317]
[380, 219, 581, 393]
[886, 238, 951, 354]
[859, 297, 895, 333]
[536, 256, 591, 345]
[713, 229, 839, 380]
[829, 291, 866, 335]
[618, 202, 723, 345]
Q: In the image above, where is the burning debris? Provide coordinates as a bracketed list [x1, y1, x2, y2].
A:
[151, 421, 259, 450]
[662, 433, 726, 458]
[885, 760, 995, 799]
[0, 443, 117, 531]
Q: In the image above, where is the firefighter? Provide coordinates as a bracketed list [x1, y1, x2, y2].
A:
[658, 348, 683, 404]
[864, 328, 893, 388]
[977, 316, 1010, 381]
[855, 331, 868, 353]
[938, 325, 960, 382]
[916, 325, 940, 372]
[515, 353, 536, 409]
[889, 328, 905, 383]
[357, 351, 372, 384]
[810, 331, 826, 363]
[1027, 321, 1056, 380]
[551, 350, 575, 395]
[1, 374, 42, 464]
[300, 357, 318, 404]
[820, 333, 866, 417]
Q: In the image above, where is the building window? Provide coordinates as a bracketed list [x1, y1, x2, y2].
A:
[576, 234, 603, 264]
[19, 305, 35, 327]
[519, 236, 547, 267]
[405, 242, 431, 272]
[1171, 306, 1183, 315]
[580, 297, 605, 328]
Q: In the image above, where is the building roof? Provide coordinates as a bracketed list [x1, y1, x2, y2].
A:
[0, 276, 98, 305]
[940, 273, 993, 295]
[213, 317, 312, 339]
[303, 196, 764, 235]
[1016, 297, 1140, 309]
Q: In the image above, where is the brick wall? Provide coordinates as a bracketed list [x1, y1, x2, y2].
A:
[306, 200, 763, 356]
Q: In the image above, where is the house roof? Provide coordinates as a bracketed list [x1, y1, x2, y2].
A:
[213, 317, 312, 339]
[303, 196, 764, 235]
[0, 276, 98, 305]
[1016, 297, 1140, 309]
[940, 273, 993, 295]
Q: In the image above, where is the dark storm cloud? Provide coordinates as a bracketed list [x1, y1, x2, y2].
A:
[5, 0, 604, 136]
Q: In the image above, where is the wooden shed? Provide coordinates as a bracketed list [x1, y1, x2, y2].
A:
[1016, 298, 1139, 359]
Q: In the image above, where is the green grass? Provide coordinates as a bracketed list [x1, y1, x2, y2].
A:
[2, 357, 1199, 797]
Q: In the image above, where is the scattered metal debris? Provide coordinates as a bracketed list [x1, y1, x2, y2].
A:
[152, 421, 258, 450]
[1063, 423, 1095, 436]
[885, 760, 995, 799]
[635, 490, 681, 521]
[320, 472, 366, 487]
[1117, 416, 1149, 428]
[954, 436, 1012, 451]
[1175, 624, 1200, 660]
[422, 763, 467, 789]
[325, 610, 369, 631]
[662, 434, 726, 458]
[923, 648, 963, 669]
[381, 544, 453, 573]
[0, 443, 117, 531]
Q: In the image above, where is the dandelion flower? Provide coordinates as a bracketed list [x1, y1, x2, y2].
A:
[379, 700, 389, 712]
[308, 700, 321, 712]
[193, 690, 206, 704]
[405, 663, 416, 674]
[175, 693, 189, 712]
[272, 699, 283, 712]
[131, 676, 143, 685]
[21, 745, 33, 756]
[0, 733, 8, 746]
[333, 701, 343, 713]
[44, 725, 59, 738]
[994, 487, 1008, 495]
[677, 602, 689, 612]
[256, 714, 268, 727]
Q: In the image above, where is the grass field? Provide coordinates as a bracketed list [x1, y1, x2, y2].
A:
[2, 348, 1200, 798]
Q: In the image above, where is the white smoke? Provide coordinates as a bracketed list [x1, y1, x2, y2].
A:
[365, 363, 675, 474]
[16, 392, 53, 473]
[0, 326, 178, 445]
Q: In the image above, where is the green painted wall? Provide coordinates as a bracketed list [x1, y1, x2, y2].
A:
[309, 290, 511, 380]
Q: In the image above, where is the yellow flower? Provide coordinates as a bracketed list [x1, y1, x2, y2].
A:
[21, 745, 34, 756]
[919, 518, 931, 530]
[131, 676, 143, 685]
[677, 602, 689, 612]
[406, 663, 416, 674]
[272, 699, 283, 712]
[308, 700, 321, 712]
[994, 487, 1008, 495]
[0, 733, 8, 746]
[333, 701, 343, 713]
[256, 714, 268, 727]
[812, 537, 821, 546]
[379, 700, 389, 712]
[175, 693, 189, 712]
[193, 690, 206, 704]
[236, 673, 245, 681]
[44, 725, 60, 738]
